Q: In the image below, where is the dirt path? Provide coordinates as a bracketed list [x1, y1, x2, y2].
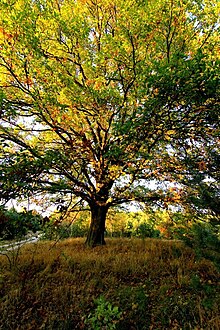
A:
[0, 233, 42, 252]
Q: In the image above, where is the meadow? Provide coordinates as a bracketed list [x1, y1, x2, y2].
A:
[0, 237, 220, 329]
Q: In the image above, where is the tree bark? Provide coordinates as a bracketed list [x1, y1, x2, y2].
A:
[85, 203, 108, 247]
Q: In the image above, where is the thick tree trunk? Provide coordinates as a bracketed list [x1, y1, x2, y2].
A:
[85, 203, 108, 247]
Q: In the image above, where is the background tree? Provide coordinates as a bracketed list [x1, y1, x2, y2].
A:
[0, 0, 219, 246]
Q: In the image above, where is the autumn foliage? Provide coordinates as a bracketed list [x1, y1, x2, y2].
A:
[0, 0, 219, 246]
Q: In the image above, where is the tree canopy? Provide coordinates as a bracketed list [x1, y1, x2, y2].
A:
[0, 0, 219, 246]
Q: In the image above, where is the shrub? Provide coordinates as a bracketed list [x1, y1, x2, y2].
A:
[85, 295, 122, 330]
[136, 222, 161, 239]
[41, 221, 88, 240]
[0, 209, 8, 237]
[183, 222, 220, 250]
[0, 208, 42, 240]
[41, 222, 69, 240]
[69, 222, 88, 238]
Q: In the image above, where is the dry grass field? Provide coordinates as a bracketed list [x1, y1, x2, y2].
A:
[0, 238, 219, 329]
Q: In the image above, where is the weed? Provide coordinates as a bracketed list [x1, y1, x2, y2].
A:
[85, 295, 122, 330]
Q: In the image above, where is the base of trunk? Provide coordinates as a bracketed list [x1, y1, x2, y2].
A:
[85, 233, 106, 247]
[85, 204, 108, 248]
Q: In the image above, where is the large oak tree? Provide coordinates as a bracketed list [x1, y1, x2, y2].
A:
[0, 0, 219, 246]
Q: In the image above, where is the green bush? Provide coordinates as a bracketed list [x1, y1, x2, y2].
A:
[183, 222, 220, 250]
[85, 295, 122, 330]
[136, 222, 161, 239]
[0, 209, 8, 237]
[41, 222, 69, 240]
[69, 222, 88, 238]
[181, 222, 220, 268]
[41, 221, 88, 240]
[0, 207, 42, 240]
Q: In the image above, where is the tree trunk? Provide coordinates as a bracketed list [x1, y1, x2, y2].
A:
[85, 203, 108, 247]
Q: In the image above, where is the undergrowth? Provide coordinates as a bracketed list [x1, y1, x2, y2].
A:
[0, 238, 219, 329]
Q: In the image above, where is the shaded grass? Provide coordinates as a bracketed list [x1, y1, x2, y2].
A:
[0, 238, 219, 329]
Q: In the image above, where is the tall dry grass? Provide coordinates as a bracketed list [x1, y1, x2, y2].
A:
[0, 238, 219, 329]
